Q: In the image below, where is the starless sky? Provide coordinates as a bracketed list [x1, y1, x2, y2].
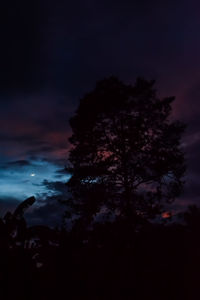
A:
[0, 0, 200, 224]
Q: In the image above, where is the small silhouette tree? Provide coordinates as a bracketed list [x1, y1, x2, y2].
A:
[67, 77, 185, 226]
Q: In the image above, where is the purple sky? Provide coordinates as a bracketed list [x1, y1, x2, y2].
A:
[0, 0, 200, 224]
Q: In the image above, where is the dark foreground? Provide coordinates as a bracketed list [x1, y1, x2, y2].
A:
[0, 208, 200, 300]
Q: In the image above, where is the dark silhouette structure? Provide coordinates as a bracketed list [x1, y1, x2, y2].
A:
[67, 77, 186, 230]
[0, 198, 199, 300]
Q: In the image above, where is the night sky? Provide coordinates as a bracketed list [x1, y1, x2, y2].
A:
[0, 0, 200, 225]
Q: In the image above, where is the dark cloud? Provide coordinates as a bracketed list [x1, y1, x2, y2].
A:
[42, 180, 68, 195]
[6, 160, 31, 167]
[55, 167, 68, 175]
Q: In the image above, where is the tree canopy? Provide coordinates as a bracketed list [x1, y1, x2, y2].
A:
[67, 77, 186, 225]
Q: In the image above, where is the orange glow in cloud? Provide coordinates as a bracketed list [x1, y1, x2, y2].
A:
[162, 211, 172, 219]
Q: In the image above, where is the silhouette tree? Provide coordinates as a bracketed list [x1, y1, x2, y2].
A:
[67, 77, 186, 227]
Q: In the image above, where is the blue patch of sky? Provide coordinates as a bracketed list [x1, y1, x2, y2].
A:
[0, 158, 70, 202]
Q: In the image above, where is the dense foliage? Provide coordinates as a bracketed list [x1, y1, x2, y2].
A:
[67, 77, 185, 226]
